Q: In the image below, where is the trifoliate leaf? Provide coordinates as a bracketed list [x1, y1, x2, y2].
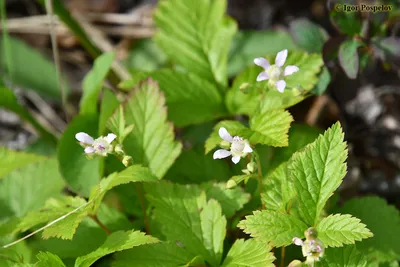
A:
[317, 214, 373, 247]
[107, 79, 182, 178]
[0, 148, 46, 180]
[74, 230, 159, 267]
[238, 210, 308, 247]
[205, 120, 247, 154]
[335, 197, 400, 262]
[145, 181, 226, 266]
[151, 69, 226, 127]
[315, 245, 367, 267]
[221, 239, 275, 267]
[154, 0, 236, 87]
[35, 252, 66, 267]
[289, 122, 347, 226]
[113, 241, 200, 267]
[338, 39, 360, 79]
[80, 52, 115, 115]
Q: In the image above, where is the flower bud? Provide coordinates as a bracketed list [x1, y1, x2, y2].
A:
[122, 155, 133, 167]
[288, 260, 304, 267]
[114, 144, 124, 155]
[226, 179, 237, 189]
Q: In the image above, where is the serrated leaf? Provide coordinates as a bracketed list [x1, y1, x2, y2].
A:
[80, 52, 115, 115]
[0, 240, 34, 267]
[75, 230, 159, 267]
[335, 197, 400, 262]
[145, 181, 226, 265]
[150, 69, 225, 127]
[339, 39, 360, 79]
[42, 211, 88, 240]
[201, 182, 250, 218]
[289, 122, 347, 226]
[289, 18, 328, 53]
[35, 252, 66, 267]
[58, 114, 100, 197]
[222, 239, 275, 267]
[315, 245, 367, 267]
[238, 210, 308, 247]
[0, 158, 64, 219]
[0, 148, 46, 180]
[107, 79, 182, 178]
[113, 241, 198, 267]
[154, 0, 237, 87]
[317, 214, 373, 247]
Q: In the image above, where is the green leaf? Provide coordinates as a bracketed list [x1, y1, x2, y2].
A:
[107, 79, 182, 178]
[0, 37, 69, 101]
[238, 210, 308, 247]
[0, 148, 46, 180]
[150, 69, 226, 127]
[75, 230, 159, 267]
[98, 88, 119, 135]
[338, 39, 360, 79]
[315, 245, 367, 267]
[0, 158, 64, 219]
[126, 39, 168, 72]
[57, 114, 100, 197]
[329, 0, 362, 36]
[201, 182, 250, 218]
[289, 122, 347, 226]
[80, 52, 115, 115]
[0, 240, 34, 267]
[222, 239, 275, 267]
[114, 241, 198, 267]
[317, 214, 373, 247]
[145, 181, 226, 265]
[289, 18, 328, 53]
[96, 204, 133, 232]
[335, 197, 400, 262]
[35, 252, 66, 267]
[311, 67, 331, 95]
[0, 87, 57, 143]
[228, 30, 297, 77]
[154, 0, 237, 87]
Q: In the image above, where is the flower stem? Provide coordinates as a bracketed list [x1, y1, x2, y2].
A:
[280, 246, 286, 267]
[254, 151, 265, 209]
[135, 183, 150, 234]
[90, 215, 111, 235]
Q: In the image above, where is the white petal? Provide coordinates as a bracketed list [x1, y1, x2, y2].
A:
[105, 133, 117, 143]
[284, 65, 299, 76]
[254, 57, 270, 70]
[256, 72, 269, 82]
[219, 127, 233, 142]
[275, 49, 288, 67]
[84, 146, 95, 154]
[243, 143, 253, 153]
[292, 237, 304, 246]
[231, 156, 241, 164]
[276, 80, 286, 93]
[213, 149, 232, 159]
[75, 132, 94, 144]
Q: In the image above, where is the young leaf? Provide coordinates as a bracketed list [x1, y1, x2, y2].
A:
[154, 0, 236, 87]
[317, 214, 373, 247]
[0, 148, 46, 179]
[289, 18, 329, 53]
[145, 181, 226, 266]
[315, 245, 367, 267]
[107, 79, 182, 178]
[338, 39, 360, 79]
[75, 230, 159, 267]
[35, 252, 66, 267]
[222, 239, 275, 267]
[238, 210, 308, 247]
[289, 122, 347, 226]
[80, 52, 115, 115]
[151, 69, 226, 127]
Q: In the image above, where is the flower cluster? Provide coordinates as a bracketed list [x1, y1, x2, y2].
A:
[292, 228, 325, 265]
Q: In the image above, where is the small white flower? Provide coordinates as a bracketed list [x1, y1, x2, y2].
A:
[213, 127, 253, 164]
[292, 236, 324, 263]
[75, 132, 117, 157]
[254, 49, 299, 93]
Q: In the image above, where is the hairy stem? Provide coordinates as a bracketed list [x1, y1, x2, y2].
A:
[90, 215, 111, 235]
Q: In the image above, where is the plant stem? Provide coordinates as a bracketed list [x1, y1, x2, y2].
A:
[90, 215, 111, 235]
[135, 182, 150, 234]
[254, 151, 265, 209]
[280, 246, 286, 267]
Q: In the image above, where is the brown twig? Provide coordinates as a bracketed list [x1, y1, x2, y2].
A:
[280, 246, 286, 267]
[305, 95, 329, 126]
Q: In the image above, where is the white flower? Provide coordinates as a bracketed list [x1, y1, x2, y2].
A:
[292, 237, 324, 263]
[75, 132, 117, 157]
[254, 49, 299, 93]
[213, 127, 253, 164]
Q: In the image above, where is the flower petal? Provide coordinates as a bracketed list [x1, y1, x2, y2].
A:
[219, 127, 233, 142]
[275, 49, 288, 67]
[213, 149, 232, 159]
[84, 146, 95, 154]
[75, 132, 94, 145]
[105, 133, 117, 143]
[256, 72, 269, 82]
[231, 156, 241, 164]
[243, 143, 253, 153]
[292, 237, 304, 246]
[254, 57, 270, 70]
[276, 80, 286, 93]
[284, 65, 299, 76]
